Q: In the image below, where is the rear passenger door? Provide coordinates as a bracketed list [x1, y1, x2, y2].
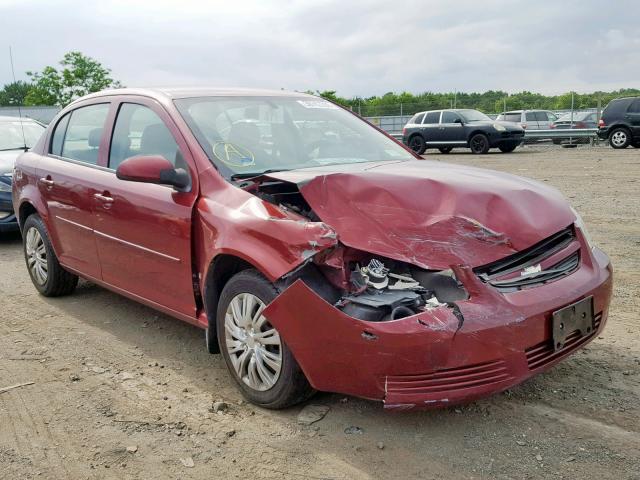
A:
[625, 99, 640, 135]
[38, 102, 112, 279]
[536, 111, 556, 130]
[420, 111, 441, 144]
[524, 111, 539, 130]
[89, 99, 199, 318]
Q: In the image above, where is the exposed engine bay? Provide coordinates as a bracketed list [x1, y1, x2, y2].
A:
[245, 177, 469, 322]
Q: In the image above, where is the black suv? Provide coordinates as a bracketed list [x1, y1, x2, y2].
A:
[402, 109, 525, 155]
[597, 97, 640, 149]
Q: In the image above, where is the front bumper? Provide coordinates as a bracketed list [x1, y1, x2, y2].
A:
[488, 130, 525, 148]
[0, 193, 19, 232]
[263, 238, 612, 410]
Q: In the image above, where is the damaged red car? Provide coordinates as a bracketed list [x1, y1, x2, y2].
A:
[13, 88, 612, 410]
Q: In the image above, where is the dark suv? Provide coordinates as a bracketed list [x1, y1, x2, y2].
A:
[402, 109, 525, 155]
[597, 97, 640, 149]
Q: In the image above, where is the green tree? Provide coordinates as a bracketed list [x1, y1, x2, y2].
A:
[25, 51, 122, 106]
[0, 81, 33, 106]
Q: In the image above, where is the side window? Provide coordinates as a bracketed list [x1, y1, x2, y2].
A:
[525, 112, 537, 122]
[109, 103, 180, 170]
[441, 111, 460, 123]
[627, 100, 640, 113]
[534, 112, 549, 122]
[50, 113, 70, 156]
[412, 113, 425, 124]
[504, 113, 521, 123]
[424, 111, 441, 124]
[546, 112, 558, 122]
[61, 104, 110, 165]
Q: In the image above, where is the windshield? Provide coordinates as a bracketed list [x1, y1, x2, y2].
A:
[174, 96, 413, 178]
[459, 110, 491, 122]
[0, 120, 45, 150]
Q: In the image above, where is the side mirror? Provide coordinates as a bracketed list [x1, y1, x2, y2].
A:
[116, 155, 190, 192]
[454, 118, 463, 125]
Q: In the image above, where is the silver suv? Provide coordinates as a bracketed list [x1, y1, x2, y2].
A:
[496, 110, 558, 130]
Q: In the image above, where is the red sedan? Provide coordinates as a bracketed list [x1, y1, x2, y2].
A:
[12, 88, 612, 410]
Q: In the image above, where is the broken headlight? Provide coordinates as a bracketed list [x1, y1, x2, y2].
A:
[339, 258, 468, 322]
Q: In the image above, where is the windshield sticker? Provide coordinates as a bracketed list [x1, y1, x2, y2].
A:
[213, 142, 255, 168]
[297, 100, 339, 110]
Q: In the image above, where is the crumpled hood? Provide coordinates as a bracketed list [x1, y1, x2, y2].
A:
[266, 160, 575, 269]
[0, 150, 22, 174]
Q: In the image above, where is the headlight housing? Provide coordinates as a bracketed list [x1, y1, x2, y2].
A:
[571, 207, 595, 249]
[493, 123, 506, 132]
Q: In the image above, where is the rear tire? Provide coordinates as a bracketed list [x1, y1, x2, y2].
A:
[438, 147, 452, 154]
[498, 144, 517, 153]
[22, 214, 78, 297]
[408, 135, 426, 155]
[216, 269, 314, 409]
[469, 133, 490, 154]
[609, 128, 631, 149]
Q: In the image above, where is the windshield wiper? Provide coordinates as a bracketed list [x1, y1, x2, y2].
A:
[230, 168, 290, 180]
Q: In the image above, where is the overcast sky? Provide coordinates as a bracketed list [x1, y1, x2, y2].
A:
[1, 0, 639, 97]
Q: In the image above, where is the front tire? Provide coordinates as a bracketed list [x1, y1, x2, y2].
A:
[216, 269, 314, 409]
[469, 133, 490, 154]
[408, 135, 426, 155]
[22, 214, 78, 297]
[609, 128, 631, 149]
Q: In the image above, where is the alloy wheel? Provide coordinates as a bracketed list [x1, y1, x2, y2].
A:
[224, 293, 282, 391]
[25, 227, 48, 285]
[611, 130, 627, 147]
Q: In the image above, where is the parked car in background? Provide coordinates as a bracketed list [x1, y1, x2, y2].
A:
[13, 88, 611, 410]
[597, 97, 640, 149]
[0, 116, 46, 232]
[496, 110, 558, 130]
[402, 109, 525, 154]
[551, 111, 598, 145]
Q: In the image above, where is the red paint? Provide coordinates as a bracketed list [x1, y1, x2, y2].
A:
[13, 88, 614, 410]
[115, 155, 174, 183]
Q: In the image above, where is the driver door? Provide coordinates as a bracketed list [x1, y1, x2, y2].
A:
[90, 99, 199, 318]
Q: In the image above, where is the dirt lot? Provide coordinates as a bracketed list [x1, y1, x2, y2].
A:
[1, 145, 639, 480]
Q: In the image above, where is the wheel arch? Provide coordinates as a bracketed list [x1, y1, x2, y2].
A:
[203, 253, 263, 353]
[18, 201, 38, 231]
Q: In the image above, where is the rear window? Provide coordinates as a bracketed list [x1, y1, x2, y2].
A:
[411, 113, 425, 124]
[423, 111, 441, 124]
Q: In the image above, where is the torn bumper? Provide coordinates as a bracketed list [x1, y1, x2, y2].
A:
[263, 246, 612, 410]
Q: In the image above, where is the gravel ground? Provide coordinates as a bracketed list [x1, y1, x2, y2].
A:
[1, 144, 639, 480]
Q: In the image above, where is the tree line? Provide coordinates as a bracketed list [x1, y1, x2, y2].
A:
[1, 51, 637, 114]
[315, 88, 640, 116]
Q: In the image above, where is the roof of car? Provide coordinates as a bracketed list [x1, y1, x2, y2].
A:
[502, 110, 553, 114]
[414, 108, 478, 114]
[72, 87, 314, 105]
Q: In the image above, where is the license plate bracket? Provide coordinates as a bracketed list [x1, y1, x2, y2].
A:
[552, 296, 594, 351]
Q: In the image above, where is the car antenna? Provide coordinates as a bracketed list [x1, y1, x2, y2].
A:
[9, 46, 28, 151]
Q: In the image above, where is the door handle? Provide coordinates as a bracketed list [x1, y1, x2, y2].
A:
[93, 193, 114, 203]
[38, 177, 54, 188]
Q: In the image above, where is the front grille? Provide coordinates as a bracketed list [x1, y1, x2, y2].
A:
[385, 359, 512, 395]
[474, 227, 579, 292]
[525, 312, 602, 370]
